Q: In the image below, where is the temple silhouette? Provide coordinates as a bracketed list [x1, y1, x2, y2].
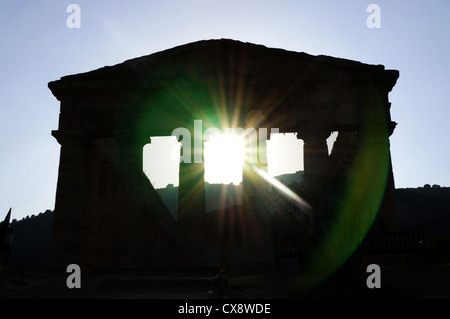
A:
[47, 39, 400, 277]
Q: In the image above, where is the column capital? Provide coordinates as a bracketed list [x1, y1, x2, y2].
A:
[114, 132, 149, 148]
[388, 121, 397, 136]
[356, 123, 391, 146]
[297, 127, 331, 141]
[51, 130, 90, 146]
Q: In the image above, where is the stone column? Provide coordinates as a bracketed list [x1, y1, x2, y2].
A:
[241, 129, 275, 273]
[299, 129, 331, 210]
[112, 134, 148, 266]
[95, 150, 116, 268]
[380, 121, 400, 232]
[177, 133, 206, 265]
[79, 141, 101, 270]
[331, 122, 395, 257]
[301, 129, 330, 182]
[48, 132, 89, 271]
[356, 124, 399, 234]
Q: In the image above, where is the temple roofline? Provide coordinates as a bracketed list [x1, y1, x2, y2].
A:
[48, 39, 399, 100]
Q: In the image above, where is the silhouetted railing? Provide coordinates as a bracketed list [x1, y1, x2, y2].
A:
[366, 231, 426, 255]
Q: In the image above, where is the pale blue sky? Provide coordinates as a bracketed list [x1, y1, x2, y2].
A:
[1, 1, 449, 220]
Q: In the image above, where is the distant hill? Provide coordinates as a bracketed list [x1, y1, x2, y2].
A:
[155, 182, 243, 219]
[2, 181, 449, 272]
[5, 210, 53, 272]
[155, 172, 303, 218]
[155, 185, 178, 218]
[395, 186, 450, 263]
[396, 186, 450, 238]
[272, 171, 304, 186]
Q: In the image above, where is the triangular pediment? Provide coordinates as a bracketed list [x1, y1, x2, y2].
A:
[49, 39, 398, 100]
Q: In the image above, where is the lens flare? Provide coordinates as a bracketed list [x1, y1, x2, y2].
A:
[299, 123, 391, 291]
[249, 164, 313, 214]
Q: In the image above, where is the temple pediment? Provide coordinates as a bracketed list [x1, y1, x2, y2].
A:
[48, 39, 398, 98]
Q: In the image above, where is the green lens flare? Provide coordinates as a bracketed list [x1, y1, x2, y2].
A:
[302, 123, 391, 289]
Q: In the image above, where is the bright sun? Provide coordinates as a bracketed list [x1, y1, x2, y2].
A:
[143, 132, 337, 188]
[204, 134, 244, 185]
